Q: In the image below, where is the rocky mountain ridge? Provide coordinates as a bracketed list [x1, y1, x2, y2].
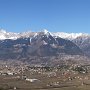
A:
[0, 29, 89, 66]
[0, 29, 89, 40]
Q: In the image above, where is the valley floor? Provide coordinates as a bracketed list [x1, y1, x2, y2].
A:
[0, 64, 90, 90]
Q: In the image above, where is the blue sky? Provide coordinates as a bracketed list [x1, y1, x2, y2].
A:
[0, 0, 90, 33]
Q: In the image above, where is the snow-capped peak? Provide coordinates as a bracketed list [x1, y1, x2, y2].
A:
[43, 29, 54, 37]
[0, 28, 90, 40]
[0, 29, 19, 40]
[43, 29, 49, 34]
[43, 29, 50, 36]
[53, 32, 89, 40]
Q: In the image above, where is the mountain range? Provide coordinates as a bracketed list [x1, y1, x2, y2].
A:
[0, 29, 90, 66]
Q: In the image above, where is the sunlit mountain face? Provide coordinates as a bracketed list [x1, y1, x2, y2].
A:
[0, 29, 90, 66]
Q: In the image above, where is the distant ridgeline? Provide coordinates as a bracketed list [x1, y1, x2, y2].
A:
[0, 29, 90, 66]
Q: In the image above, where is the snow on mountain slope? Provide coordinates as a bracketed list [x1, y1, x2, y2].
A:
[0, 29, 35, 40]
[0, 29, 19, 40]
[53, 32, 89, 40]
[0, 29, 89, 40]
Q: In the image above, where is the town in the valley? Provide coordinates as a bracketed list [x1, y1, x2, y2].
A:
[0, 61, 90, 90]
